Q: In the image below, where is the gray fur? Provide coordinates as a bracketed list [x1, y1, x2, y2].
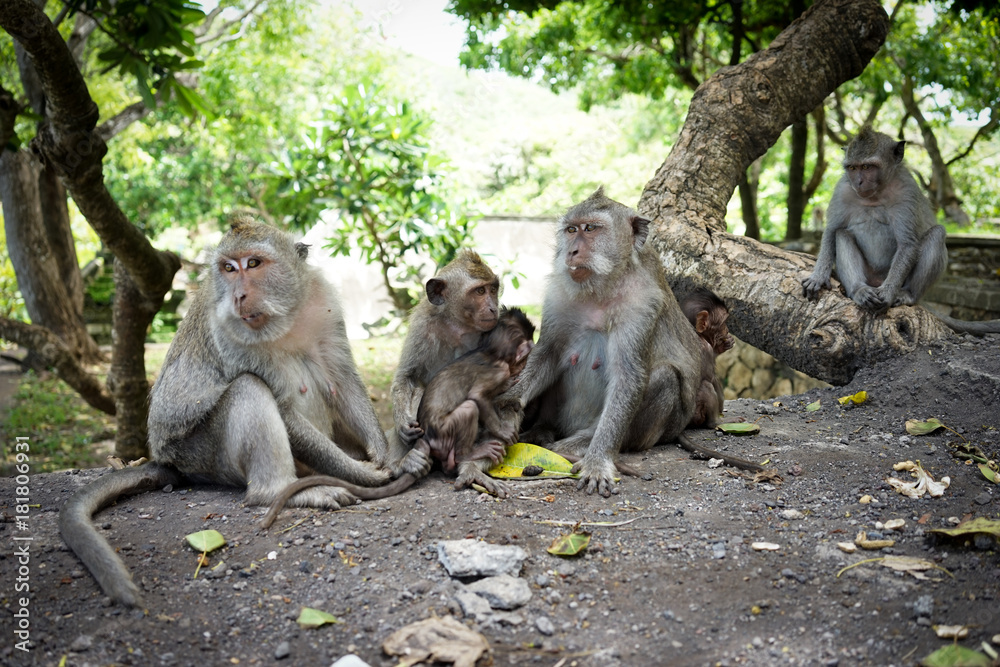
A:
[503, 189, 703, 496]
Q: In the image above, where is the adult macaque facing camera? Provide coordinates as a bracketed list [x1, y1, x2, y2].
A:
[59, 217, 429, 607]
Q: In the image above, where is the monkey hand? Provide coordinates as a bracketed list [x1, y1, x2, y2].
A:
[801, 273, 830, 300]
[398, 420, 424, 448]
[571, 456, 619, 497]
[852, 286, 889, 313]
[396, 443, 432, 479]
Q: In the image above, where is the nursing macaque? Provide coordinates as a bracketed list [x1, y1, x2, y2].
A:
[389, 250, 501, 463]
[680, 287, 733, 428]
[500, 188, 705, 496]
[418, 307, 534, 471]
[59, 217, 428, 607]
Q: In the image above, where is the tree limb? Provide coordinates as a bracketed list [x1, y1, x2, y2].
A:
[639, 0, 948, 386]
[0, 317, 116, 415]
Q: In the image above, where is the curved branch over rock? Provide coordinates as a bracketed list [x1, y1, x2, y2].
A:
[639, 0, 951, 386]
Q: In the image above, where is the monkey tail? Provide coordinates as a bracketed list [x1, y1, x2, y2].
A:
[935, 315, 1000, 337]
[59, 463, 181, 608]
[676, 432, 764, 472]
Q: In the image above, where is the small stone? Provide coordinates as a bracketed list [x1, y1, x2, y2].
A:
[751, 542, 780, 551]
[535, 616, 555, 636]
[780, 509, 805, 520]
[69, 635, 93, 652]
[274, 641, 291, 660]
[974, 492, 992, 506]
[437, 540, 527, 578]
[330, 655, 372, 667]
[836, 542, 856, 554]
[467, 574, 532, 610]
[884, 519, 905, 531]
[912, 594, 934, 619]
[859, 495, 872, 504]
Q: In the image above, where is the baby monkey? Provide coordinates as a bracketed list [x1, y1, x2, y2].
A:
[680, 287, 734, 428]
[419, 307, 535, 473]
[677, 288, 763, 472]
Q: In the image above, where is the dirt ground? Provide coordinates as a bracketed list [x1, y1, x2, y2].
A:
[2, 333, 999, 667]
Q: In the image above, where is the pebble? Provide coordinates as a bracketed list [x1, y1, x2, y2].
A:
[974, 492, 992, 506]
[780, 509, 805, 520]
[330, 655, 371, 667]
[912, 594, 934, 619]
[69, 635, 93, 652]
[274, 641, 291, 660]
[711, 543, 726, 560]
[535, 616, 555, 636]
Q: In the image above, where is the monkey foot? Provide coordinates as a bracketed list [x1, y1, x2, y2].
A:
[454, 464, 511, 499]
[287, 485, 358, 510]
[571, 457, 619, 497]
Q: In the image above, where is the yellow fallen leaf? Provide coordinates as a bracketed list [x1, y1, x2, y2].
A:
[837, 390, 867, 405]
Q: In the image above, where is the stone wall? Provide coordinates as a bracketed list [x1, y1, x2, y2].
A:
[717, 338, 830, 400]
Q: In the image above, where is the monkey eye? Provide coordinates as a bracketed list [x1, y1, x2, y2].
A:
[565, 225, 578, 234]
[476, 286, 486, 295]
[583, 223, 598, 233]
[247, 258, 261, 268]
[222, 262, 236, 272]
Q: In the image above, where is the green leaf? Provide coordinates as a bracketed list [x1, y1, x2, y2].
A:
[547, 531, 591, 556]
[716, 422, 760, 436]
[185, 530, 226, 553]
[296, 607, 342, 629]
[905, 417, 945, 436]
[488, 442, 576, 478]
[978, 463, 998, 484]
[805, 400, 821, 412]
[919, 644, 993, 667]
[927, 517, 1000, 542]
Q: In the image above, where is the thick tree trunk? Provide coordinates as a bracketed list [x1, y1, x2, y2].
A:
[0, 0, 182, 456]
[785, 117, 807, 241]
[639, 0, 946, 386]
[737, 171, 759, 240]
[107, 260, 163, 460]
[0, 150, 102, 364]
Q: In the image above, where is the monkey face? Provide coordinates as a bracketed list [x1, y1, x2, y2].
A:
[846, 162, 883, 199]
[463, 280, 500, 331]
[560, 217, 619, 283]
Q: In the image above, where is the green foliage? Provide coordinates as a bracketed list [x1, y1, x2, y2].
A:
[451, 0, 798, 107]
[67, 0, 210, 116]
[266, 83, 473, 310]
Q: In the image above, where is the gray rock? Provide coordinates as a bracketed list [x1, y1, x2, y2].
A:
[454, 587, 494, 623]
[274, 641, 291, 660]
[912, 594, 934, 618]
[437, 539, 527, 577]
[536, 616, 555, 636]
[467, 574, 533, 610]
[69, 635, 93, 652]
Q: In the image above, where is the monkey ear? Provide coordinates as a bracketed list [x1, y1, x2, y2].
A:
[295, 243, 310, 260]
[426, 278, 448, 306]
[631, 216, 650, 249]
[893, 140, 906, 164]
[695, 310, 710, 334]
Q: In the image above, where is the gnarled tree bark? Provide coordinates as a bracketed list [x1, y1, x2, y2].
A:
[640, 0, 950, 386]
[0, 0, 181, 457]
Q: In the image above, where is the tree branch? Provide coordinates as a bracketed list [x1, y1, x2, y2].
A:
[0, 317, 116, 415]
[639, 0, 949, 386]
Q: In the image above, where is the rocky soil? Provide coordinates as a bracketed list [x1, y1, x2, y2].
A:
[2, 333, 999, 667]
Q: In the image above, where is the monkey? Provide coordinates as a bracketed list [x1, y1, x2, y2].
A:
[801, 127, 1000, 335]
[680, 287, 733, 428]
[802, 126, 947, 313]
[495, 188, 716, 497]
[417, 307, 535, 495]
[59, 217, 430, 607]
[388, 249, 501, 464]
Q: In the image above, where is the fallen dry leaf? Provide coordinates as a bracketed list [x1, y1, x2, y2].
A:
[382, 615, 491, 667]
